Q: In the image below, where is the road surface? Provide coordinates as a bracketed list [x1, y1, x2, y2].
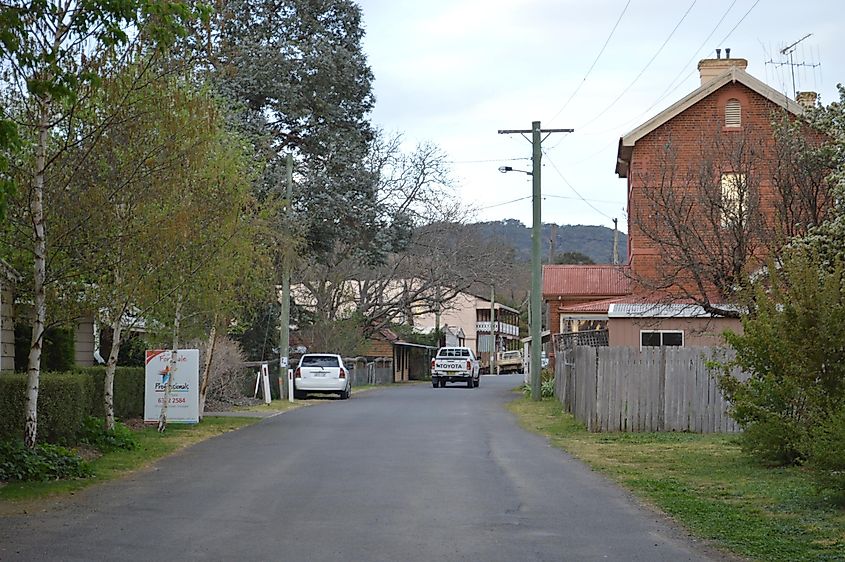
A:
[0, 375, 722, 561]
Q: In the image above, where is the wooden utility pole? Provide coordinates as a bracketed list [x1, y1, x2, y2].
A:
[490, 286, 497, 375]
[612, 218, 619, 265]
[498, 122, 573, 400]
[279, 154, 293, 400]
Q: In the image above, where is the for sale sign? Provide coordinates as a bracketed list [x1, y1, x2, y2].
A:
[144, 349, 200, 423]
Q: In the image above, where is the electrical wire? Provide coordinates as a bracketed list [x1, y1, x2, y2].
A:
[541, 150, 617, 223]
[477, 195, 532, 210]
[574, 0, 698, 131]
[447, 157, 531, 164]
[582, 0, 740, 138]
[547, 0, 632, 125]
[643, 0, 762, 110]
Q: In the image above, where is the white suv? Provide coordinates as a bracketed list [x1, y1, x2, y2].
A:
[293, 354, 351, 400]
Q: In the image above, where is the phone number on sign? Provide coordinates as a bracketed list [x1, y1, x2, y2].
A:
[157, 397, 187, 405]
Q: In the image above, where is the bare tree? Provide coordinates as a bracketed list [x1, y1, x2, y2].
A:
[630, 117, 832, 317]
[294, 132, 514, 345]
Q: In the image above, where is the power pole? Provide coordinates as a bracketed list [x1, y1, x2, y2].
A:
[498, 121, 573, 400]
[612, 218, 619, 265]
[279, 153, 293, 400]
[490, 286, 497, 375]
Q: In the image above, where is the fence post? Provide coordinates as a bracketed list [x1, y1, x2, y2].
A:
[658, 347, 666, 431]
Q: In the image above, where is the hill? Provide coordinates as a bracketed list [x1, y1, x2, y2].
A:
[471, 219, 626, 264]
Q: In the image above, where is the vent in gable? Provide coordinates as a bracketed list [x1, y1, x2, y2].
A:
[725, 99, 741, 127]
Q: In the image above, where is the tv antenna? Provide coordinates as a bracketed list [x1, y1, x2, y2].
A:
[766, 33, 820, 98]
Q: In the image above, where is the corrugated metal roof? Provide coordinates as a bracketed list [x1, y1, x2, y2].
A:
[543, 265, 630, 297]
[559, 297, 625, 314]
[608, 302, 743, 318]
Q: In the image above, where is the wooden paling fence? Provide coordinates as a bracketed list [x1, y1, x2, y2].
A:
[555, 346, 745, 433]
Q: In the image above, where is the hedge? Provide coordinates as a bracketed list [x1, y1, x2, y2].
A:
[0, 367, 145, 442]
[75, 366, 145, 420]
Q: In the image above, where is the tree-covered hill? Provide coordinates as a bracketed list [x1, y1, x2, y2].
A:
[471, 219, 627, 264]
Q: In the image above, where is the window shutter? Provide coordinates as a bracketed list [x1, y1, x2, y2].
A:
[725, 99, 741, 127]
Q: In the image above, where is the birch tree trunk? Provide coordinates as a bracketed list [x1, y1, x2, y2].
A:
[24, 99, 51, 448]
[198, 323, 217, 420]
[104, 318, 124, 431]
[158, 295, 183, 433]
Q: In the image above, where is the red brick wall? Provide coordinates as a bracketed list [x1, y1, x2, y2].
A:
[626, 82, 827, 297]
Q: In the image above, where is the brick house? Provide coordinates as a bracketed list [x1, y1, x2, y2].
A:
[544, 53, 827, 350]
[0, 258, 22, 371]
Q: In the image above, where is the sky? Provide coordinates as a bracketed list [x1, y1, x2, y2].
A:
[356, 0, 844, 233]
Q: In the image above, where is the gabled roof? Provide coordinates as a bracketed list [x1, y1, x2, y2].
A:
[616, 66, 805, 177]
[543, 265, 630, 298]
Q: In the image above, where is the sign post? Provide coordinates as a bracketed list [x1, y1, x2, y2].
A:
[144, 349, 199, 424]
[288, 368, 294, 402]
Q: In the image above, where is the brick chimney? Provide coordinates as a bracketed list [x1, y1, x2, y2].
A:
[698, 48, 748, 85]
[796, 91, 818, 109]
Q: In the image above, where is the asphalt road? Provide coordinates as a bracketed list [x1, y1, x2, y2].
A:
[0, 375, 723, 561]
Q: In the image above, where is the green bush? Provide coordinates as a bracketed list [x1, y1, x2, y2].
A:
[806, 406, 845, 502]
[719, 252, 845, 467]
[14, 325, 75, 372]
[0, 440, 93, 481]
[523, 368, 555, 398]
[0, 373, 93, 443]
[79, 416, 137, 452]
[78, 366, 145, 419]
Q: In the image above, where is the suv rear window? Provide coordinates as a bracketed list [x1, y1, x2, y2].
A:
[301, 355, 340, 367]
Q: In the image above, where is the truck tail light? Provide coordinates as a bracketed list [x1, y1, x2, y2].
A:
[466, 360, 471, 370]
[431, 359, 435, 372]
[294, 368, 301, 378]
[339, 368, 346, 379]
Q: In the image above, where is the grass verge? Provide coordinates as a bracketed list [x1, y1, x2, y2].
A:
[508, 396, 845, 562]
[0, 416, 259, 507]
[234, 399, 304, 413]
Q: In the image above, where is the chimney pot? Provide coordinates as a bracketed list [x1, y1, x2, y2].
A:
[796, 91, 818, 110]
[697, 54, 748, 85]
[716, 48, 721, 59]
[726, 47, 731, 59]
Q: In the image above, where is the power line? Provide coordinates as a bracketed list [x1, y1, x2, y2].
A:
[583, 0, 740, 137]
[574, 0, 698, 131]
[547, 0, 632, 125]
[477, 195, 532, 210]
[558, 0, 763, 169]
[544, 193, 622, 206]
[542, 150, 615, 222]
[630, 0, 762, 122]
[447, 157, 531, 164]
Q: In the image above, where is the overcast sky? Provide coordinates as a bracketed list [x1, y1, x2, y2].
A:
[356, 0, 844, 233]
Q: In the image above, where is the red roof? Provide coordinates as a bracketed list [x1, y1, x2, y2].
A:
[543, 265, 630, 298]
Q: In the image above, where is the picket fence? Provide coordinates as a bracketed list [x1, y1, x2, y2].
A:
[555, 346, 745, 433]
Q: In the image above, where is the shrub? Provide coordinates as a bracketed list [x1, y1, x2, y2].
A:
[14, 325, 75, 372]
[79, 416, 137, 452]
[806, 406, 845, 502]
[523, 368, 555, 398]
[0, 372, 94, 442]
[0, 440, 92, 481]
[719, 252, 845, 466]
[78, 366, 145, 419]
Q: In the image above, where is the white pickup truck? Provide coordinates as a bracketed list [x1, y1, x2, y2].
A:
[431, 346, 480, 389]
